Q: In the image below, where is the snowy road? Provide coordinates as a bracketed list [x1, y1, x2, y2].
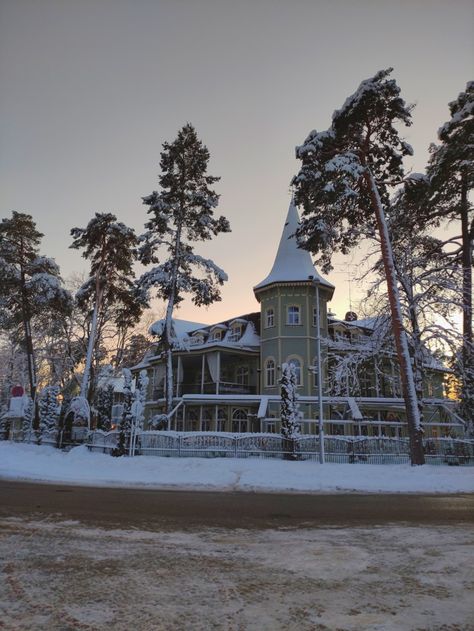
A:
[1, 480, 474, 529]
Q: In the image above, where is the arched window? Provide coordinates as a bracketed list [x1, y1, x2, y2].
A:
[287, 305, 301, 325]
[265, 308, 275, 328]
[232, 408, 248, 433]
[265, 358, 276, 387]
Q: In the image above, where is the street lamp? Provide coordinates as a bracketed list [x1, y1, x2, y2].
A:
[309, 275, 325, 464]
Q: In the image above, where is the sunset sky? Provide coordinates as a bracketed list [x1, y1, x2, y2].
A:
[1, 0, 473, 325]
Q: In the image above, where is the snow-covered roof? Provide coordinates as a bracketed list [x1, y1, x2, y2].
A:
[254, 199, 334, 292]
[329, 316, 382, 331]
[149, 318, 208, 338]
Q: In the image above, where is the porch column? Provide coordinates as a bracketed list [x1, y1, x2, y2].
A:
[201, 354, 205, 394]
[214, 404, 218, 432]
[176, 356, 182, 398]
[216, 351, 221, 395]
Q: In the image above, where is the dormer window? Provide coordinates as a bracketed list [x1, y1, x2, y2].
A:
[227, 324, 243, 342]
[189, 329, 207, 346]
[287, 305, 301, 326]
[209, 324, 227, 342]
[265, 308, 275, 328]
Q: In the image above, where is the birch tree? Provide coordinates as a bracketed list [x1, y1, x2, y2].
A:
[138, 124, 230, 419]
[292, 69, 425, 464]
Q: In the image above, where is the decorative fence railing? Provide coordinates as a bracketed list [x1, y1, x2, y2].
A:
[86, 431, 474, 465]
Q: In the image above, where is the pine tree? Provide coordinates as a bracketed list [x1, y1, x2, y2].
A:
[280, 362, 301, 460]
[427, 82, 474, 425]
[138, 124, 230, 419]
[94, 383, 115, 431]
[38, 385, 60, 441]
[70, 213, 146, 411]
[129, 369, 149, 455]
[293, 69, 425, 464]
[112, 368, 133, 457]
[0, 212, 72, 405]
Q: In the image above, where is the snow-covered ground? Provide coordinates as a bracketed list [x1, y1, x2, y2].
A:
[1, 517, 473, 630]
[1, 442, 473, 493]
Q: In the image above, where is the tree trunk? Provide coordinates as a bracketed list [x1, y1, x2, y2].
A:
[365, 169, 425, 464]
[163, 223, 183, 421]
[459, 168, 473, 427]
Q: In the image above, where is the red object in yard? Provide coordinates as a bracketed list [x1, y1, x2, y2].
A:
[11, 385, 24, 397]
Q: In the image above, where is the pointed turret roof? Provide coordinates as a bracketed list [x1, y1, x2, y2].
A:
[254, 199, 334, 292]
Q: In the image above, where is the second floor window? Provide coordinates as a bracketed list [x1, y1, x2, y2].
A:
[265, 308, 275, 328]
[287, 305, 301, 325]
[236, 366, 249, 385]
[265, 359, 275, 387]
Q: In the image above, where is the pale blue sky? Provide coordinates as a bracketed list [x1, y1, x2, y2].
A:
[1, 0, 473, 323]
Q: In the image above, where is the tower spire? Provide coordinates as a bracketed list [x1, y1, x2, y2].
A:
[254, 199, 333, 292]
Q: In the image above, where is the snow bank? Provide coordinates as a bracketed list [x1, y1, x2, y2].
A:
[1, 442, 473, 494]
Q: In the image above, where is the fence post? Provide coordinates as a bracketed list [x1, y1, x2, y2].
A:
[178, 434, 181, 457]
[234, 436, 238, 458]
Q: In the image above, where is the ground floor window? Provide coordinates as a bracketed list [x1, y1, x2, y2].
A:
[232, 408, 248, 433]
[201, 408, 212, 432]
[216, 408, 227, 432]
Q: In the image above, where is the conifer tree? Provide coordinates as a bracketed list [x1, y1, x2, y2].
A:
[138, 124, 230, 420]
[38, 385, 60, 440]
[94, 383, 115, 431]
[427, 82, 474, 425]
[0, 212, 72, 404]
[280, 362, 301, 460]
[112, 368, 133, 457]
[293, 69, 425, 464]
[70, 213, 146, 409]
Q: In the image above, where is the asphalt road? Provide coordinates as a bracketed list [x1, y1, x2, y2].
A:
[1, 480, 473, 529]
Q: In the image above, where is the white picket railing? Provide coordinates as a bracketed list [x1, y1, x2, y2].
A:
[86, 431, 474, 465]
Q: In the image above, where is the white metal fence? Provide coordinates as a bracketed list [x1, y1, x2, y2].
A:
[86, 431, 474, 465]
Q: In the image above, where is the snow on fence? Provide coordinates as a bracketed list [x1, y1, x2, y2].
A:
[86, 431, 474, 465]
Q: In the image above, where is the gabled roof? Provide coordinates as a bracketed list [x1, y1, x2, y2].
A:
[254, 198, 334, 292]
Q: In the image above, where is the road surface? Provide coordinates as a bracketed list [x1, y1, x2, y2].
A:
[1, 481, 473, 630]
[1, 479, 473, 529]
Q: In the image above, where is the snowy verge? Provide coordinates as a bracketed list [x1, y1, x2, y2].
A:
[0, 442, 473, 494]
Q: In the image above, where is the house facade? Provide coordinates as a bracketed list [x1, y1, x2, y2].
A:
[133, 200, 464, 438]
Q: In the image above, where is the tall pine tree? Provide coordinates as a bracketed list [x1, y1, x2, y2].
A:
[70, 213, 146, 409]
[293, 69, 425, 464]
[138, 124, 230, 419]
[0, 212, 72, 404]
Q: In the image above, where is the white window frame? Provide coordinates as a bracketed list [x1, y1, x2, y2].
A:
[236, 365, 249, 385]
[287, 305, 301, 326]
[265, 308, 275, 328]
[265, 358, 276, 387]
